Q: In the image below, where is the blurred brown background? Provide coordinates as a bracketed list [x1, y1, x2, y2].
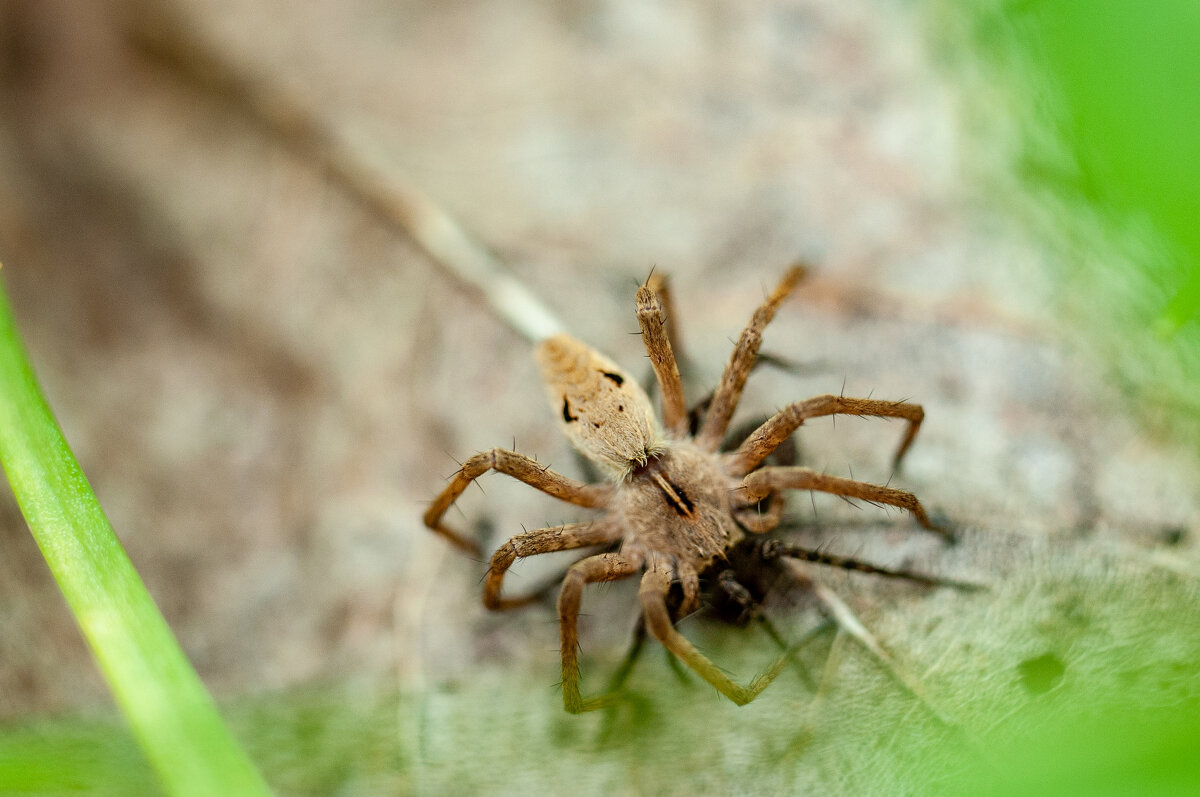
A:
[0, 0, 1196, 775]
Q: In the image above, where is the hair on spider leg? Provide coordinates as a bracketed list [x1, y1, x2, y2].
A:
[449, 501, 469, 523]
[836, 494, 866, 513]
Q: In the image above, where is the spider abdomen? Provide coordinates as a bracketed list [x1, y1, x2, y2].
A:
[534, 333, 664, 477]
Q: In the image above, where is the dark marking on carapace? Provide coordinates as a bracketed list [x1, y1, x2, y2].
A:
[652, 473, 696, 518]
[601, 371, 625, 386]
[562, 397, 578, 423]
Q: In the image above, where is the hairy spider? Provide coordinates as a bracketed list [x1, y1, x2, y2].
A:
[424, 266, 938, 712]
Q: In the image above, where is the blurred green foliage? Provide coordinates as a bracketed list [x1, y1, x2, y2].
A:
[930, 0, 1200, 436]
[0, 279, 271, 796]
[1026, 0, 1200, 331]
[959, 700, 1200, 797]
[922, 2, 1200, 793]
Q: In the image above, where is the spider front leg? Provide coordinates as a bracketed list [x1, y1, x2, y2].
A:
[636, 281, 688, 436]
[694, 265, 808, 451]
[423, 448, 612, 556]
[738, 466, 934, 531]
[484, 520, 621, 610]
[724, 394, 925, 477]
[639, 562, 791, 707]
[558, 552, 641, 713]
[644, 271, 683, 364]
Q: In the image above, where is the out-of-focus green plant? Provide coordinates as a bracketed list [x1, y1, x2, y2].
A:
[927, 0, 1200, 437]
[0, 273, 272, 796]
[1022, 1, 1200, 331]
[921, 2, 1200, 793]
[953, 700, 1200, 797]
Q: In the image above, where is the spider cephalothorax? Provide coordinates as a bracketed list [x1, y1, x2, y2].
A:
[424, 267, 936, 712]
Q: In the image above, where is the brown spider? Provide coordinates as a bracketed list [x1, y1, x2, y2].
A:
[424, 266, 937, 712]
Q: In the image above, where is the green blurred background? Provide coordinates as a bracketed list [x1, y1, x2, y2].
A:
[938, 0, 1200, 435]
[930, 1, 1200, 792]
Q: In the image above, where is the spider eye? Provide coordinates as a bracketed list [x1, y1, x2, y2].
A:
[600, 371, 624, 386]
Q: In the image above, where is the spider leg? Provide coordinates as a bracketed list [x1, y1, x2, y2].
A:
[636, 279, 688, 435]
[724, 394, 924, 477]
[732, 488, 787, 533]
[716, 569, 760, 626]
[759, 540, 982, 591]
[688, 356, 815, 437]
[484, 520, 622, 610]
[559, 552, 642, 713]
[424, 448, 612, 556]
[737, 465, 936, 532]
[639, 561, 790, 707]
[779, 559, 960, 731]
[715, 569, 825, 690]
[694, 265, 808, 451]
[756, 613, 831, 693]
[676, 562, 701, 617]
[645, 271, 683, 365]
[726, 413, 797, 533]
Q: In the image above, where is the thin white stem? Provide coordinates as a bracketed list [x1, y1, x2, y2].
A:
[129, 5, 567, 344]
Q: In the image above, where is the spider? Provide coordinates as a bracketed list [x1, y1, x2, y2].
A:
[424, 266, 939, 713]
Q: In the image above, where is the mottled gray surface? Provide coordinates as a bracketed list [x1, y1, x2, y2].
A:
[0, 0, 1197, 792]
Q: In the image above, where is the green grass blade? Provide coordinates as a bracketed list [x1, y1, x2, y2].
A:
[0, 271, 272, 797]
